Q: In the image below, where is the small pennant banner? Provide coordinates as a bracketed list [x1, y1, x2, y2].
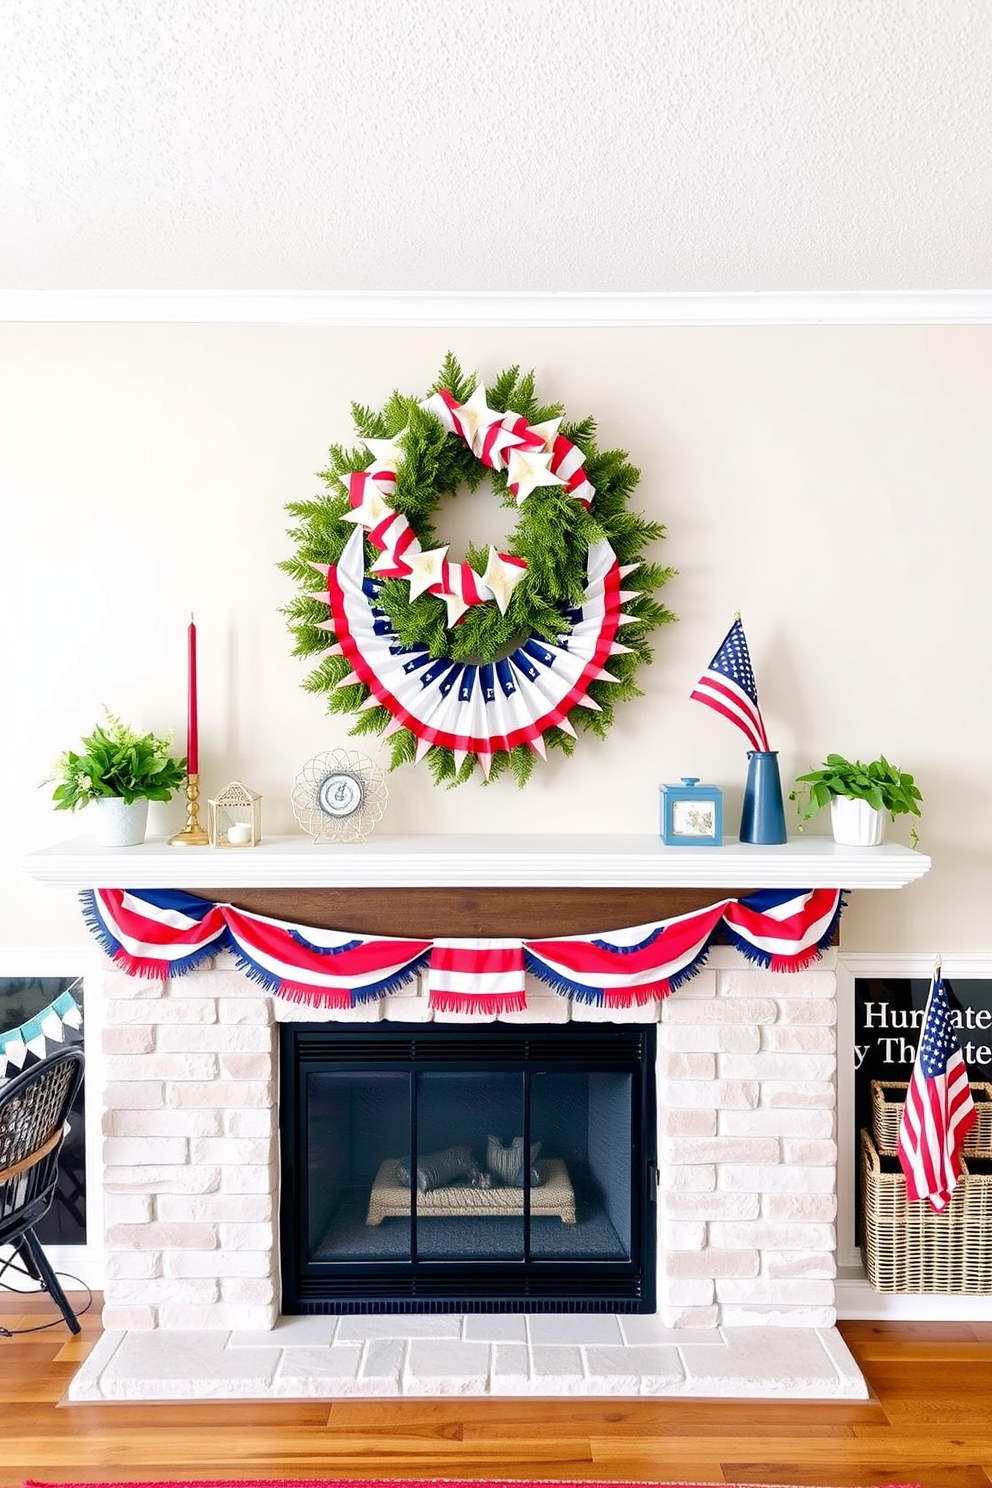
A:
[0, 988, 83, 1083]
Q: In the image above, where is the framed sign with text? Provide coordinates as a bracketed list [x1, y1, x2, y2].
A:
[853, 975, 992, 1238]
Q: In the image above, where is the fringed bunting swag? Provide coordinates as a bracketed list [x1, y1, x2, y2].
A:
[81, 887, 844, 1015]
[524, 904, 729, 1009]
[83, 888, 432, 1009]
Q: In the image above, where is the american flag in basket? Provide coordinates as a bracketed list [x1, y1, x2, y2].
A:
[897, 970, 977, 1212]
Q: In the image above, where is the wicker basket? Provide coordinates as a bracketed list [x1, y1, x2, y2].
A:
[860, 1127, 992, 1293]
[871, 1079, 992, 1156]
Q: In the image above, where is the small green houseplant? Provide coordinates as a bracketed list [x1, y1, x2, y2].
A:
[46, 711, 187, 845]
[790, 753, 922, 847]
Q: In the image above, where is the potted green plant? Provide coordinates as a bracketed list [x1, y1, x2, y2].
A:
[45, 710, 187, 846]
[790, 753, 922, 847]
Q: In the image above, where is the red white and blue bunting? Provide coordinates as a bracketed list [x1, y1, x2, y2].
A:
[82, 887, 844, 1015]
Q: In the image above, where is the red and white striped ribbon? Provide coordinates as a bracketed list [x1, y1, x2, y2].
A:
[337, 382, 597, 622]
[428, 938, 528, 1014]
[347, 476, 526, 621]
[422, 387, 595, 506]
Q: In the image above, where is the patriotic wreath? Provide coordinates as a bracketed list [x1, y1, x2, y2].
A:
[283, 356, 675, 786]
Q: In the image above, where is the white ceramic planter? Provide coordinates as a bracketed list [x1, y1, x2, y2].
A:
[830, 794, 884, 847]
[89, 796, 149, 847]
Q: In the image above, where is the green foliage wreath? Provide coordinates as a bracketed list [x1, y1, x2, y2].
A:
[282, 355, 676, 787]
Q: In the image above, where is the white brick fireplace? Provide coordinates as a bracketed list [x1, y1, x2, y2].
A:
[25, 832, 928, 1399]
[96, 947, 845, 1335]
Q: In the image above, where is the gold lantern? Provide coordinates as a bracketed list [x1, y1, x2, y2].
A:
[207, 780, 262, 848]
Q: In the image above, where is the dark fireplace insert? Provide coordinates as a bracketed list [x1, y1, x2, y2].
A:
[279, 1023, 657, 1313]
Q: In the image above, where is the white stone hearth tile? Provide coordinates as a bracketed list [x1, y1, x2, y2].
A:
[680, 1326, 868, 1399]
[362, 1336, 406, 1382]
[489, 1341, 532, 1394]
[229, 1315, 338, 1348]
[584, 1344, 684, 1393]
[527, 1313, 624, 1346]
[405, 1338, 491, 1394]
[618, 1317, 727, 1347]
[68, 1323, 869, 1400]
[529, 1343, 585, 1391]
[65, 1330, 127, 1401]
[273, 1344, 363, 1395]
[816, 1323, 871, 1396]
[336, 1314, 462, 1341]
[95, 1329, 281, 1399]
[463, 1314, 527, 1342]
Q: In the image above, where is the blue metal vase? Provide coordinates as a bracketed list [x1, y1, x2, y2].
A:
[739, 750, 788, 844]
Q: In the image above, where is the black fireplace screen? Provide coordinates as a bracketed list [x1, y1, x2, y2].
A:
[279, 1024, 656, 1313]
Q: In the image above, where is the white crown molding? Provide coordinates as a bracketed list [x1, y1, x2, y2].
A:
[2, 289, 992, 327]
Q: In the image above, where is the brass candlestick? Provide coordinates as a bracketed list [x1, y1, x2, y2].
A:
[169, 772, 210, 846]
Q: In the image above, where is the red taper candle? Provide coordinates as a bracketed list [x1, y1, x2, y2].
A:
[186, 614, 199, 774]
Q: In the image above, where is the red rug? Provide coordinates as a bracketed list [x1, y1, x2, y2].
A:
[22, 1479, 923, 1488]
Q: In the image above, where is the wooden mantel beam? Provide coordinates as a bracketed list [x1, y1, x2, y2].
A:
[187, 884, 756, 939]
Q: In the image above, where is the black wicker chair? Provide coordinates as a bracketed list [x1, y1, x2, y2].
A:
[0, 1047, 86, 1332]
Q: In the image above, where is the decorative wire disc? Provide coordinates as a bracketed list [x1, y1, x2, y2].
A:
[291, 749, 388, 844]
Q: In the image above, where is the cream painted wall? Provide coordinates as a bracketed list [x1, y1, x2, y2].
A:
[1, 324, 988, 957]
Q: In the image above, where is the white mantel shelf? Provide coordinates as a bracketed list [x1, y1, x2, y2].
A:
[23, 833, 930, 892]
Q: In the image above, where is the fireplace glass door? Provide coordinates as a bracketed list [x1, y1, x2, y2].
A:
[280, 1024, 656, 1313]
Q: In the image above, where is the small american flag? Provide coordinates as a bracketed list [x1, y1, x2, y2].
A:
[690, 617, 770, 751]
[897, 970, 977, 1213]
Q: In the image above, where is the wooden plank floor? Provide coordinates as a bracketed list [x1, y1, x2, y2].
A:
[1, 1293, 990, 1488]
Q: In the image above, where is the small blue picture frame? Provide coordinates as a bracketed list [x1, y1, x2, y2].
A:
[659, 777, 723, 846]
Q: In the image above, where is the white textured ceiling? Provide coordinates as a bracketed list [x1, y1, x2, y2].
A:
[2, 0, 991, 295]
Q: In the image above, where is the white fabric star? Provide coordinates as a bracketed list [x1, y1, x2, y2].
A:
[481, 547, 527, 614]
[442, 590, 470, 627]
[454, 385, 503, 453]
[506, 446, 565, 504]
[369, 532, 420, 576]
[340, 483, 395, 531]
[362, 428, 408, 469]
[405, 544, 449, 601]
[528, 417, 562, 451]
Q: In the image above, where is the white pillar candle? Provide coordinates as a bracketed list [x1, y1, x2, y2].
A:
[227, 822, 253, 845]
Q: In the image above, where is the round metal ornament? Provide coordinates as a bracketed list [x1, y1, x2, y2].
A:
[291, 749, 387, 843]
